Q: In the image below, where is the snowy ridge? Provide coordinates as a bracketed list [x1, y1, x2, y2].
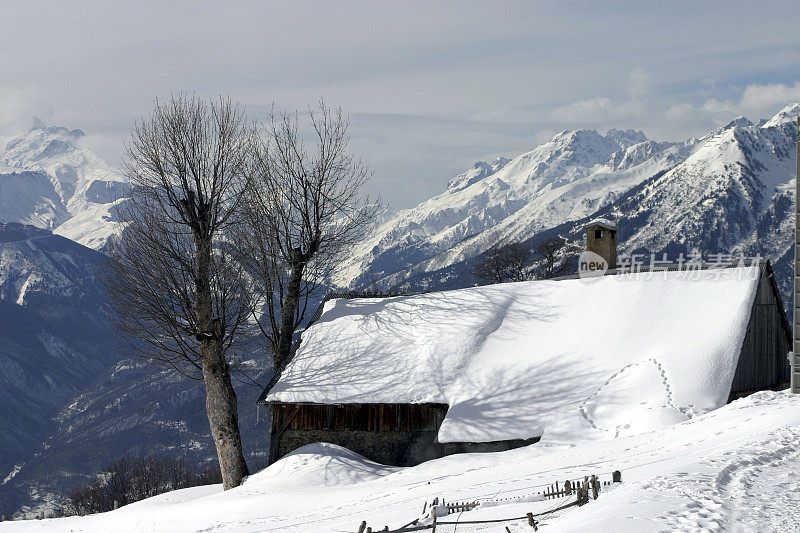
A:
[615, 109, 797, 257]
[0, 121, 128, 251]
[331, 125, 689, 290]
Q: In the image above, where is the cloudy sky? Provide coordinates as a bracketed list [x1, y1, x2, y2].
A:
[1, 1, 799, 209]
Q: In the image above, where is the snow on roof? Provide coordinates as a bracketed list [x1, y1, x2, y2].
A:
[586, 217, 618, 230]
[265, 267, 760, 444]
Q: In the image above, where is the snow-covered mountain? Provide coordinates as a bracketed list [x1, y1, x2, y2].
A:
[0, 222, 267, 518]
[0, 223, 121, 513]
[332, 128, 692, 290]
[0, 120, 127, 251]
[334, 105, 799, 310]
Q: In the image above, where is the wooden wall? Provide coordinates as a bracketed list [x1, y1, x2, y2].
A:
[267, 402, 540, 466]
[271, 402, 447, 432]
[729, 265, 792, 398]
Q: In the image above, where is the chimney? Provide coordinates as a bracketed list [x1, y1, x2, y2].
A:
[585, 219, 618, 270]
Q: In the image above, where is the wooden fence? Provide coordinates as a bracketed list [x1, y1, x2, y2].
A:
[355, 470, 621, 532]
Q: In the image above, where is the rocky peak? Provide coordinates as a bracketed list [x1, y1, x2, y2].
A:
[762, 103, 800, 129]
[723, 116, 754, 130]
[605, 128, 648, 149]
[446, 156, 509, 193]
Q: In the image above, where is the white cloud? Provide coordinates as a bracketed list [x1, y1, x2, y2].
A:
[549, 69, 652, 126]
[693, 82, 800, 124]
[1, 3, 799, 208]
[550, 97, 614, 122]
[0, 87, 53, 137]
[627, 68, 651, 99]
[739, 82, 800, 114]
[664, 103, 696, 122]
[549, 96, 647, 124]
[548, 78, 800, 144]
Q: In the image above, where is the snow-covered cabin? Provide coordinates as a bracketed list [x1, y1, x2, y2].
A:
[259, 251, 790, 466]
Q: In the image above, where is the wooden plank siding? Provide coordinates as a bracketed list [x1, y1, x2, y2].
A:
[270, 402, 447, 432]
[729, 264, 791, 398]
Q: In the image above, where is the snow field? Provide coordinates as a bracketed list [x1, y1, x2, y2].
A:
[3, 390, 800, 532]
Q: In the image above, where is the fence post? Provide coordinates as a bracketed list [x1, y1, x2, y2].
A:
[357, 521, 366, 533]
[613, 470, 622, 483]
[431, 506, 437, 533]
[590, 475, 599, 500]
[564, 479, 572, 495]
[113, 500, 119, 510]
[576, 484, 589, 506]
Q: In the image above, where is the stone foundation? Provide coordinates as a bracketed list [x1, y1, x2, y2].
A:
[272, 428, 539, 466]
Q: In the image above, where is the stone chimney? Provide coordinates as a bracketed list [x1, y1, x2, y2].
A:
[585, 219, 618, 270]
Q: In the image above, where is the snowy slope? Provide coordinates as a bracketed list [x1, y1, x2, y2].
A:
[0, 121, 127, 251]
[612, 111, 798, 258]
[574, 106, 799, 316]
[0, 223, 121, 512]
[269, 267, 759, 443]
[4, 390, 799, 532]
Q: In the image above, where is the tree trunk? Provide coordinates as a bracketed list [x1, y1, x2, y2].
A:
[201, 340, 250, 489]
[276, 258, 305, 368]
[191, 216, 248, 489]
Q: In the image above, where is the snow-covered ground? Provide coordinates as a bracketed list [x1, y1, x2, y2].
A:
[3, 390, 799, 532]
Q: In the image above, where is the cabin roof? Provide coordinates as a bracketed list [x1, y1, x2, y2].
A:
[261, 265, 770, 444]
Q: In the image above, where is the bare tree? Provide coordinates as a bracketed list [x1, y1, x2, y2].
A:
[236, 102, 380, 369]
[534, 237, 577, 279]
[65, 455, 221, 515]
[471, 242, 532, 284]
[104, 95, 251, 489]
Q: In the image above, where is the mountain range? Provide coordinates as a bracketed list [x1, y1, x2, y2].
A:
[0, 105, 797, 516]
[333, 104, 799, 313]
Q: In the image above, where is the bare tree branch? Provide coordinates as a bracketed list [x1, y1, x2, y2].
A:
[534, 237, 578, 279]
[233, 101, 381, 370]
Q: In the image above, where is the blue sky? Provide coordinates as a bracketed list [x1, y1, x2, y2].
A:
[1, 1, 799, 209]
